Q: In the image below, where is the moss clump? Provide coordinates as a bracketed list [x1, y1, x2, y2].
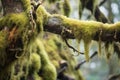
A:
[30, 53, 41, 72]
[0, 12, 28, 33]
[28, 53, 42, 80]
[0, 31, 9, 66]
[30, 38, 57, 80]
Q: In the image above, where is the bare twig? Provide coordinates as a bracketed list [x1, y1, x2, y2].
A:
[99, 0, 107, 6]
[64, 38, 84, 55]
[75, 51, 98, 70]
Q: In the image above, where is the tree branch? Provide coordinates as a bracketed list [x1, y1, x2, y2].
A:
[44, 15, 120, 42]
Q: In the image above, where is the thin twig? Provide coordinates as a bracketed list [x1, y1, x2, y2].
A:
[99, 0, 107, 6]
[75, 51, 98, 70]
[64, 38, 84, 55]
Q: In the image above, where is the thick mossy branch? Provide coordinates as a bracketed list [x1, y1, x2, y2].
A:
[45, 15, 120, 42]
[44, 14, 120, 61]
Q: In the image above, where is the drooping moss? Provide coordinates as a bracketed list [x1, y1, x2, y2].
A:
[98, 38, 102, 56]
[79, 0, 83, 19]
[36, 6, 50, 35]
[53, 15, 103, 61]
[0, 31, 9, 66]
[43, 33, 84, 80]
[31, 38, 57, 80]
[43, 34, 62, 69]
[105, 42, 114, 60]
[28, 53, 42, 80]
[62, 0, 71, 17]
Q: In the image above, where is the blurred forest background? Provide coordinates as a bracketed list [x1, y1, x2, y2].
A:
[0, 0, 120, 80]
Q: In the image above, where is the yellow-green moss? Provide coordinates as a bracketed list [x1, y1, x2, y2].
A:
[36, 6, 50, 36]
[62, 0, 71, 17]
[79, 0, 82, 18]
[0, 12, 28, 32]
[30, 53, 41, 72]
[42, 33, 84, 80]
[98, 38, 102, 56]
[56, 15, 103, 61]
[32, 73, 43, 80]
[0, 31, 9, 66]
[21, 0, 31, 12]
[105, 42, 114, 60]
[32, 38, 57, 80]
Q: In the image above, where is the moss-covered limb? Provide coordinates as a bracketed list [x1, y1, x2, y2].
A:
[44, 14, 120, 61]
[45, 14, 120, 42]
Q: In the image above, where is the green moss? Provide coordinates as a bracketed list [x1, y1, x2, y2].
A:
[0, 12, 28, 33]
[42, 33, 84, 80]
[55, 15, 103, 61]
[30, 53, 41, 72]
[36, 6, 50, 36]
[105, 42, 114, 60]
[62, 0, 71, 17]
[32, 73, 43, 80]
[21, 0, 31, 12]
[98, 38, 102, 56]
[79, 0, 83, 18]
[0, 31, 9, 66]
[32, 38, 57, 80]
